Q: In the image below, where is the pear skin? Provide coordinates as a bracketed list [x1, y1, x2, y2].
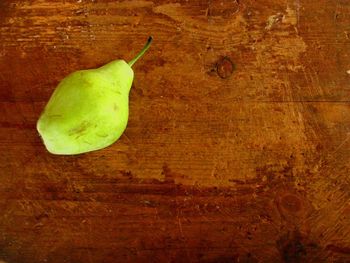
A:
[37, 37, 152, 155]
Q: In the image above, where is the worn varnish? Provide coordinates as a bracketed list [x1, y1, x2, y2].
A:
[0, 0, 349, 262]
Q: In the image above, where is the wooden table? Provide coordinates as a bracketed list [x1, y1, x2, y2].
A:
[1, 0, 349, 262]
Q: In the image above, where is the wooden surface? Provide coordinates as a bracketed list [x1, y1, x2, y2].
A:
[1, 0, 350, 262]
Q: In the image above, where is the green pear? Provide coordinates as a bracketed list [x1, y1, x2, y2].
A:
[37, 37, 153, 155]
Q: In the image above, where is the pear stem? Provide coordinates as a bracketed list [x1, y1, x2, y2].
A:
[128, 36, 153, 67]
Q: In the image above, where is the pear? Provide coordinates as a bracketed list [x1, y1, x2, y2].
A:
[37, 37, 153, 155]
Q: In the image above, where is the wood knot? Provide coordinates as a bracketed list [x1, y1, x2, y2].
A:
[216, 57, 234, 79]
[281, 194, 302, 212]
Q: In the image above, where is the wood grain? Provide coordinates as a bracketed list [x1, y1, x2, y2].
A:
[0, 0, 349, 262]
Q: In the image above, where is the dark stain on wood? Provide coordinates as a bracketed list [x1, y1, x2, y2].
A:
[276, 231, 320, 263]
[326, 244, 350, 255]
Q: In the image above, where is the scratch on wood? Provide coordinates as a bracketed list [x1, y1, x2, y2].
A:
[88, 220, 93, 263]
[295, 0, 300, 26]
[330, 133, 350, 155]
[175, 186, 191, 262]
